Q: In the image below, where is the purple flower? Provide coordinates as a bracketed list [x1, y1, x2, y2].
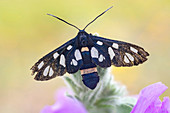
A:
[41, 88, 87, 113]
[131, 82, 170, 113]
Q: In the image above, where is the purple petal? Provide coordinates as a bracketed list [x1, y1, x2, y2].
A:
[158, 97, 170, 113]
[41, 88, 87, 113]
[145, 98, 162, 113]
[41, 106, 54, 113]
[131, 82, 168, 113]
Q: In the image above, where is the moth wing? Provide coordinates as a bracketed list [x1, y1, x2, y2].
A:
[91, 35, 149, 67]
[31, 37, 83, 81]
[90, 45, 111, 68]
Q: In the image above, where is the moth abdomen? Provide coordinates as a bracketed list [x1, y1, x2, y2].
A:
[81, 67, 99, 89]
[80, 46, 99, 89]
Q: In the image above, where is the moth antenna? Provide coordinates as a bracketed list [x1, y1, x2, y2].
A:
[47, 13, 80, 31]
[83, 6, 113, 30]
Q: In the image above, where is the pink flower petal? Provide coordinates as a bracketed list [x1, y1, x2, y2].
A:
[158, 97, 170, 113]
[131, 82, 168, 113]
[145, 98, 162, 113]
[41, 88, 87, 113]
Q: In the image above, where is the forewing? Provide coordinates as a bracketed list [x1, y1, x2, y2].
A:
[31, 38, 83, 81]
[91, 35, 149, 67]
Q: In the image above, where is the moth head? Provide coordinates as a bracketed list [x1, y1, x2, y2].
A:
[78, 31, 88, 46]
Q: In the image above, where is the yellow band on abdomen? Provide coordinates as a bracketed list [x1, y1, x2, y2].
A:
[80, 67, 97, 75]
[81, 47, 89, 52]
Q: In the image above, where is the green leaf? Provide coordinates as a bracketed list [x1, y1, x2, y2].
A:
[115, 104, 133, 113]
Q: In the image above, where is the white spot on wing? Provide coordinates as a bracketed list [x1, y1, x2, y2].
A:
[130, 47, 138, 53]
[125, 53, 134, 61]
[38, 61, 44, 69]
[124, 56, 130, 63]
[60, 54, 66, 67]
[99, 54, 105, 62]
[43, 66, 50, 76]
[49, 67, 54, 76]
[53, 52, 59, 59]
[67, 45, 72, 50]
[75, 49, 82, 61]
[72, 59, 78, 66]
[91, 47, 98, 58]
[96, 41, 103, 45]
[108, 47, 115, 60]
[112, 43, 119, 49]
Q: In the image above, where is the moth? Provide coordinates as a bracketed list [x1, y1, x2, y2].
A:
[31, 6, 149, 89]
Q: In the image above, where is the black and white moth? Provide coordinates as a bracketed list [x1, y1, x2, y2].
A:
[31, 6, 149, 89]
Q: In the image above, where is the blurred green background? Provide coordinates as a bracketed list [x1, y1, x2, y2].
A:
[0, 0, 170, 113]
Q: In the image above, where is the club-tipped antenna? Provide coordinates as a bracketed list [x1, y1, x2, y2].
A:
[83, 6, 113, 30]
[47, 13, 80, 31]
